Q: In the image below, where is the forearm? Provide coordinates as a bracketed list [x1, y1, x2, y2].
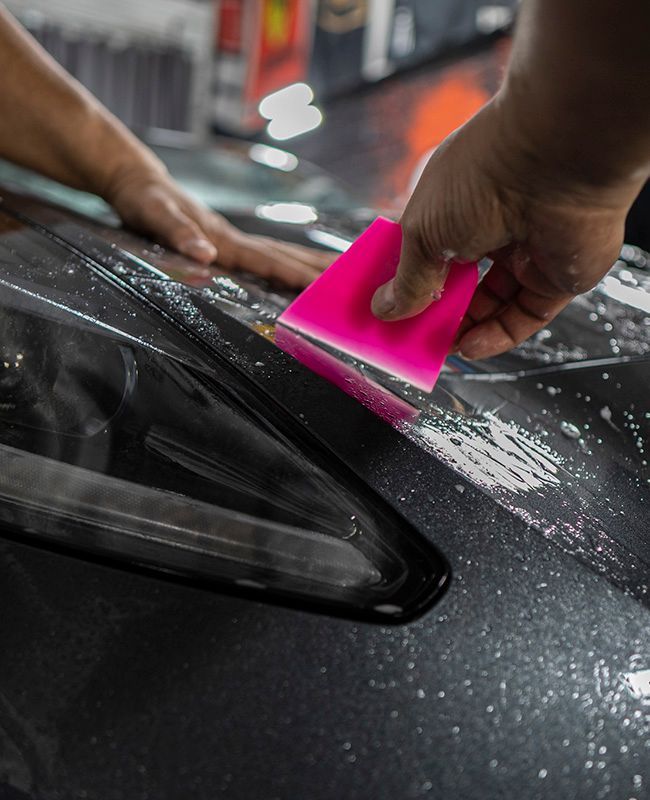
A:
[499, 0, 650, 191]
[0, 5, 165, 198]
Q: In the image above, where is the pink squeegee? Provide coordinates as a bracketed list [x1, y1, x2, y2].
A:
[277, 217, 478, 392]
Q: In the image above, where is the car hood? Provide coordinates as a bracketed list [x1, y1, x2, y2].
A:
[2, 184, 650, 799]
[95, 194, 650, 606]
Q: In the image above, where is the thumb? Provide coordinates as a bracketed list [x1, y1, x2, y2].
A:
[371, 219, 451, 321]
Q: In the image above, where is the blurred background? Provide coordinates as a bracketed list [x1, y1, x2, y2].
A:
[2, 0, 647, 246]
[1, 1, 515, 207]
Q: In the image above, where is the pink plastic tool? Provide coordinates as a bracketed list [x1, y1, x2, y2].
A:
[277, 217, 478, 392]
[275, 325, 420, 426]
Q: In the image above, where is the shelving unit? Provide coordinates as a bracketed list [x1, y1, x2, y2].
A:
[4, 0, 215, 145]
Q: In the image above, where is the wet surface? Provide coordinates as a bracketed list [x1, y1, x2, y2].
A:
[3, 191, 650, 800]
[0, 203, 447, 621]
[157, 240, 650, 608]
[15, 184, 650, 597]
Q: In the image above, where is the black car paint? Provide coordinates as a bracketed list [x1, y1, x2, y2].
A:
[0, 188, 649, 800]
[0, 196, 449, 622]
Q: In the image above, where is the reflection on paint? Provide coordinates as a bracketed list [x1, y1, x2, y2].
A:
[255, 202, 318, 225]
[621, 669, 650, 701]
[248, 143, 299, 172]
[306, 228, 352, 253]
[259, 83, 323, 141]
[599, 274, 650, 314]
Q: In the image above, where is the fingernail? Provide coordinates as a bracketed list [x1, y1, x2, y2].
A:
[372, 282, 396, 318]
[431, 288, 443, 302]
[180, 238, 217, 263]
[457, 351, 475, 361]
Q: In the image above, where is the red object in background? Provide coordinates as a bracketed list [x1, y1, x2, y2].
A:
[218, 0, 243, 52]
[213, 0, 314, 134]
[382, 38, 511, 207]
[291, 36, 511, 210]
[247, 0, 311, 102]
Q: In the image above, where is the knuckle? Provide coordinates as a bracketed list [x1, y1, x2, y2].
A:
[216, 244, 237, 269]
[496, 317, 521, 347]
[400, 214, 423, 244]
[401, 218, 435, 261]
[573, 277, 599, 294]
[402, 210, 458, 268]
[170, 223, 200, 246]
[147, 192, 175, 215]
[550, 270, 596, 296]
[394, 265, 432, 302]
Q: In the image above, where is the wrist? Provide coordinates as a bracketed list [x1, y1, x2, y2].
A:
[73, 105, 169, 203]
[490, 82, 648, 209]
[100, 157, 170, 210]
[499, 0, 650, 197]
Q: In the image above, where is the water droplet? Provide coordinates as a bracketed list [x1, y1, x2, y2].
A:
[560, 420, 581, 439]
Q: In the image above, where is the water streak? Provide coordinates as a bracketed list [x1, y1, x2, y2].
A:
[164, 253, 650, 599]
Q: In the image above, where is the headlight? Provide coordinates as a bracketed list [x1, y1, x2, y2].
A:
[0, 198, 447, 621]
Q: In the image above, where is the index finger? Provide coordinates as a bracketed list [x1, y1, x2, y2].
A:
[456, 288, 573, 360]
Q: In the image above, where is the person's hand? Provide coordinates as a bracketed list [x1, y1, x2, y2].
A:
[106, 169, 333, 289]
[371, 96, 643, 359]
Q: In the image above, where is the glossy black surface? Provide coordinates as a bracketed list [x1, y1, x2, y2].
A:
[0, 201, 447, 621]
[1, 186, 650, 800]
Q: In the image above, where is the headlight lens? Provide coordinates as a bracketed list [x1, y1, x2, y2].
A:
[0, 201, 447, 620]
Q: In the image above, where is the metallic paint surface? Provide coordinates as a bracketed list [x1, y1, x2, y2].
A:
[1, 190, 650, 800]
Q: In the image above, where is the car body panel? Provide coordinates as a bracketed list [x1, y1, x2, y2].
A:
[1, 179, 650, 800]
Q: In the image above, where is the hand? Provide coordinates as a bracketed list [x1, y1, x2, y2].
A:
[106, 169, 333, 289]
[371, 96, 643, 359]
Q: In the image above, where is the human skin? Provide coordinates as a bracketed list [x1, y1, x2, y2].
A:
[0, 6, 332, 288]
[372, 0, 650, 359]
